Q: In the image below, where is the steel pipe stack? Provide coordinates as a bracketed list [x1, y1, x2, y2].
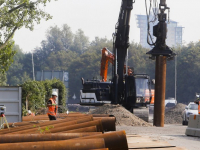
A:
[0, 113, 128, 150]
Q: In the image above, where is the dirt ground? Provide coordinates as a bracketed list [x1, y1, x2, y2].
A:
[117, 124, 200, 150]
[68, 103, 200, 149]
[88, 103, 200, 150]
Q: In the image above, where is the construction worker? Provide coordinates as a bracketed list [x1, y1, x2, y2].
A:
[194, 93, 200, 115]
[47, 91, 58, 120]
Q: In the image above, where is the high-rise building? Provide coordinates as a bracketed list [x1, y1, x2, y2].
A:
[136, 14, 184, 49]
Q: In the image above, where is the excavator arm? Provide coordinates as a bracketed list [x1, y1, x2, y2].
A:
[100, 47, 134, 82]
[113, 0, 134, 103]
[100, 48, 114, 82]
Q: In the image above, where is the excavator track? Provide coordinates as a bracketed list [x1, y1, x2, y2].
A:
[133, 107, 149, 122]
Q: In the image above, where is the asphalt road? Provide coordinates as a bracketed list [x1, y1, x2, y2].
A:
[117, 124, 200, 150]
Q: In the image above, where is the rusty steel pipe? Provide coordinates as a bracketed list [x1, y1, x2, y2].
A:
[1, 116, 93, 134]
[22, 113, 89, 121]
[23, 120, 103, 134]
[63, 126, 97, 133]
[0, 117, 75, 134]
[9, 117, 93, 134]
[40, 120, 103, 133]
[92, 114, 114, 117]
[93, 117, 116, 131]
[0, 138, 106, 150]
[76, 130, 128, 150]
[154, 56, 167, 127]
[3, 121, 43, 129]
[90, 148, 109, 150]
[0, 133, 102, 143]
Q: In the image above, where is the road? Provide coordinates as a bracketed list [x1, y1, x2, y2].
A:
[117, 124, 200, 150]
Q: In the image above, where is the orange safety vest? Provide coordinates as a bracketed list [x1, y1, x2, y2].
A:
[47, 98, 58, 116]
[198, 105, 200, 115]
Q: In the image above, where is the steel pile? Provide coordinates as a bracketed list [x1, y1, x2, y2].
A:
[0, 112, 128, 150]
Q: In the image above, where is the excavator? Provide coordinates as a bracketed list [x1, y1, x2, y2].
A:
[80, 0, 154, 122]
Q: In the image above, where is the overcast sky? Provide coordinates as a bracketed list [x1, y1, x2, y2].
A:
[13, 0, 200, 53]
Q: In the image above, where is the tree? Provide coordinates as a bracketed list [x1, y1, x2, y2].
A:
[34, 24, 74, 69]
[0, 72, 7, 86]
[42, 50, 78, 71]
[21, 80, 46, 112]
[71, 29, 89, 54]
[6, 44, 27, 85]
[0, 0, 56, 50]
[0, 41, 16, 73]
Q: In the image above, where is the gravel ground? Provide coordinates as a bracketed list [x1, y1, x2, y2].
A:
[117, 124, 200, 150]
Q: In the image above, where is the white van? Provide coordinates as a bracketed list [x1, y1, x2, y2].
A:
[165, 98, 177, 107]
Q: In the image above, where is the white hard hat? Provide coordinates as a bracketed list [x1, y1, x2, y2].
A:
[28, 110, 32, 114]
[52, 91, 58, 97]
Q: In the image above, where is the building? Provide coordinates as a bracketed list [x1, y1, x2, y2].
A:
[136, 14, 184, 49]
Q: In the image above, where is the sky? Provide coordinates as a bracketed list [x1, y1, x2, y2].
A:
[13, 0, 200, 53]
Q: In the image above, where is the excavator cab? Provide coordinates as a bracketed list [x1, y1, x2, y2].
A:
[124, 74, 152, 107]
[124, 74, 152, 122]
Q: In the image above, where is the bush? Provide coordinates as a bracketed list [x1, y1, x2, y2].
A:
[21, 78, 67, 114]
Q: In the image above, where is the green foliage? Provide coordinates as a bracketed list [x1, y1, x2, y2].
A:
[21, 80, 46, 112]
[71, 29, 89, 54]
[42, 50, 78, 71]
[51, 78, 67, 107]
[42, 78, 67, 107]
[37, 125, 54, 134]
[68, 51, 102, 97]
[7, 45, 31, 85]
[0, 72, 7, 86]
[0, 0, 57, 50]
[21, 79, 67, 114]
[22, 104, 28, 116]
[0, 41, 16, 73]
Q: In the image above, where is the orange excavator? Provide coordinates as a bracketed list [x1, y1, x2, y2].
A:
[80, 0, 154, 122]
[100, 47, 154, 104]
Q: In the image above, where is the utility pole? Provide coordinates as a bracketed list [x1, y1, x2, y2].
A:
[146, 0, 175, 127]
[31, 51, 35, 81]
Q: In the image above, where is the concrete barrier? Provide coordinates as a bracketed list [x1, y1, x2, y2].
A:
[185, 115, 200, 137]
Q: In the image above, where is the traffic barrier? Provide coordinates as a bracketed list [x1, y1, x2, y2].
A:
[185, 114, 200, 137]
[0, 138, 106, 150]
[0, 132, 102, 143]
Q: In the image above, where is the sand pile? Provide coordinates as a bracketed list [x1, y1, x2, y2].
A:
[165, 103, 186, 124]
[89, 104, 152, 127]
